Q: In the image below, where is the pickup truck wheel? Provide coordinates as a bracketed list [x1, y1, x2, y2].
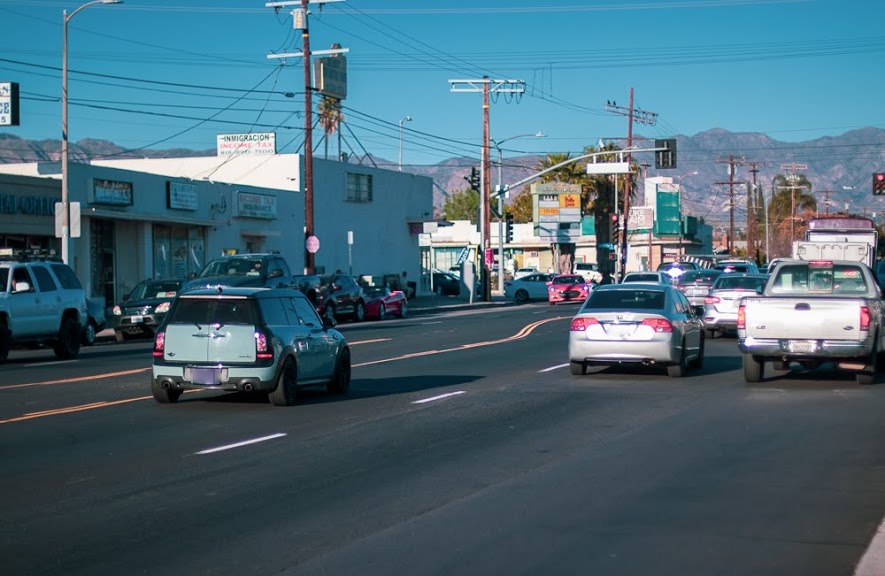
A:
[857, 348, 878, 385]
[743, 353, 764, 383]
[0, 325, 9, 363]
[570, 361, 587, 376]
[151, 380, 181, 404]
[327, 347, 351, 395]
[269, 357, 298, 406]
[667, 345, 687, 378]
[53, 317, 81, 360]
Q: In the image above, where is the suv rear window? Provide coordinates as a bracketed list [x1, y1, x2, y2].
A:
[171, 298, 256, 325]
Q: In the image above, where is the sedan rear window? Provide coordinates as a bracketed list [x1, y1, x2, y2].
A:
[584, 290, 666, 310]
[170, 299, 256, 325]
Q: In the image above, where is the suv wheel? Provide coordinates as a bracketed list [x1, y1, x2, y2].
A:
[53, 317, 81, 360]
[353, 300, 366, 322]
[269, 357, 298, 406]
[0, 324, 10, 363]
[81, 319, 97, 347]
[327, 347, 351, 395]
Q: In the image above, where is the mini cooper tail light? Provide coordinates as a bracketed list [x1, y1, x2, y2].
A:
[152, 330, 165, 358]
[570, 317, 599, 331]
[861, 306, 871, 331]
[640, 318, 673, 333]
[255, 331, 273, 360]
[737, 305, 746, 329]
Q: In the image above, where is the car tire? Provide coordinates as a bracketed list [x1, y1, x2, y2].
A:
[857, 345, 878, 385]
[667, 343, 687, 378]
[114, 330, 127, 343]
[353, 300, 366, 322]
[151, 380, 181, 404]
[323, 303, 336, 325]
[570, 361, 587, 376]
[378, 305, 386, 321]
[53, 317, 81, 360]
[704, 328, 717, 339]
[399, 301, 408, 318]
[689, 334, 705, 370]
[515, 289, 529, 302]
[81, 319, 97, 347]
[743, 353, 764, 383]
[269, 357, 298, 406]
[0, 324, 10, 363]
[327, 347, 351, 395]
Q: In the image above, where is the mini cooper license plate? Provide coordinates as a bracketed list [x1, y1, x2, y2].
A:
[184, 367, 227, 386]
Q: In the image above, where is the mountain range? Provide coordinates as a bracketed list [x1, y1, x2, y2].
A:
[2, 128, 884, 228]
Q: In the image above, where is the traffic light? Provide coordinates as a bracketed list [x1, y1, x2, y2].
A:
[874, 173, 885, 196]
[463, 167, 480, 191]
[655, 138, 677, 169]
[505, 213, 514, 243]
[609, 213, 621, 241]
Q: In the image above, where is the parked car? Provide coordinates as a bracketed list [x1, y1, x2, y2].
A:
[151, 286, 351, 406]
[656, 261, 701, 279]
[185, 253, 292, 290]
[547, 274, 593, 305]
[568, 283, 704, 378]
[292, 273, 367, 323]
[675, 269, 724, 315]
[432, 272, 461, 296]
[514, 267, 539, 280]
[574, 262, 603, 283]
[504, 272, 555, 302]
[81, 297, 107, 346]
[112, 278, 185, 342]
[363, 286, 408, 320]
[702, 273, 769, 338]
[622, 271, 674, 285]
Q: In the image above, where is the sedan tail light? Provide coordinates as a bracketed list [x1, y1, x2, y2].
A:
[737, 304, 746, 329]
[704, 296, 721, 304]
[570, 317, 599, 331]
[255, 331, 273, 360]
[152, 330, 165, 358]
[640, 318, 673, 333]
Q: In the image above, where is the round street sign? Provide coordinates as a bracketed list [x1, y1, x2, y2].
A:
[306, 235, 320, 253]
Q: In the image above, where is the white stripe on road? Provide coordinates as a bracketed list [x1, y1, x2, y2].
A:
[196, 433, 287, 455]
[540, 363, 569, 373]
[412, 391, 466, 404]
[855, 515, 885, 576]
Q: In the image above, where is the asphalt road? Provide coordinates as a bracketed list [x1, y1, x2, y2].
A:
[3, 304, 885, 575]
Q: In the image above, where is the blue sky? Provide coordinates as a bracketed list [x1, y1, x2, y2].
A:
[0, 0, 882, 169]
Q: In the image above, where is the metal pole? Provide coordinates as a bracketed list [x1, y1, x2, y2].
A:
[497, 146, 504, 293]
[398, 115, 410, 171]
[302, 0, 315, 274]
[61, 9, 69, 265]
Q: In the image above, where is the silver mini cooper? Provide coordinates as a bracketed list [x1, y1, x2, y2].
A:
[151, 286, 350, 406]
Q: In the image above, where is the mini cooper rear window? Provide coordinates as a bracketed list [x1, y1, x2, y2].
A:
[170, 299, 256, 325]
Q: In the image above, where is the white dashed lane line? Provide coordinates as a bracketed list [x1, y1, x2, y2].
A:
[540, 363, 569, 373]
[195, 433, 287, 455]
[412, 391, 466, 404]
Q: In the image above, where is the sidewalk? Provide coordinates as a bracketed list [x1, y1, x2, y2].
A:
[407, 292, 514, 315]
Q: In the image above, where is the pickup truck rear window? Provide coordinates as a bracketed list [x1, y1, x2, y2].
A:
[770, 263, 868, 295]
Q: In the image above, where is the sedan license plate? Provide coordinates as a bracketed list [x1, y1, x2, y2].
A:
[184, 367, 227, 386]
[788, 340, 817, 354]
[131, 316, 144, 324]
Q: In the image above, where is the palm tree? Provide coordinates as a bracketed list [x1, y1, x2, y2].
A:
[767, 174, 816, 258]
[317, 96, 343, 159]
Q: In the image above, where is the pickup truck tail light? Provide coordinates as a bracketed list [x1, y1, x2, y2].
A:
[737, 305, 746, 329]
[255, 331, 273, 360]
[704, 296, 720, 304]
[152, 330, 165, 358]
[860, 306, 871, 331]
[570, 317, 599, 331]
[641, 318, 673, 333]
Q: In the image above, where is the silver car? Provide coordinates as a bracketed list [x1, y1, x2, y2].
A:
[151, 287, 350, 406]
[702, 273, 769, 338]
[504, 272, 555, 301]
[621, 271, 674, 285]
[568, 283, 704, 378]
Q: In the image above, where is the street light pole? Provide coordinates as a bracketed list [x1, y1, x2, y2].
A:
[398, 115, 411, 171]
[491, 132, 545, 292]
[61, 0, 122, 265]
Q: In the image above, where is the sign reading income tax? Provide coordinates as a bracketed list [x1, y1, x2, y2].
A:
[531, 182, 582, 242]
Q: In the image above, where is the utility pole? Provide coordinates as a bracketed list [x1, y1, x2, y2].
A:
[780, 162, 808, 247]
[820, 190, 834, 215]
[267, 0, 347, 274]
[715, 156, 751, 257]
[605, 88, 657, 281]
[746, 162, 763, 262]
[449, 77, 525, 301]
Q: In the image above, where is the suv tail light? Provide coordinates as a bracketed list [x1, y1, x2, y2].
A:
[255, 331, 273, 360]
[153, 330, 165, 358]
[640, 318, 673, 333]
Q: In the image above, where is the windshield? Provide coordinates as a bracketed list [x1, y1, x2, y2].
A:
[553, 275, 584, 285]
[129, 280, 182, 300]
[364, 286, 389, 297]
[199, 258, 264, 278]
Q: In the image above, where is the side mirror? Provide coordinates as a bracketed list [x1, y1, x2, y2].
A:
[322, 315, 337, 329]
[12, 281, 31, 293]
[268, 269, 283, 278]
[756, 285, 764, 294]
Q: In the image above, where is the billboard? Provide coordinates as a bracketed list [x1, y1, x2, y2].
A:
[314, 56, 347, 100]
[0, 82, 20, 127]
[216, 133, 276, 156]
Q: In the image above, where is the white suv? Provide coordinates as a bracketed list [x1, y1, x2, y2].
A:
[0, 251, 87, 362]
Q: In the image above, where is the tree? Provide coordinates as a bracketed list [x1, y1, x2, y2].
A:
[442, 188, 479, 223]
[318, 96, 343, 159]
[767, 174, 816, 258]
[508, 189, 533, 223]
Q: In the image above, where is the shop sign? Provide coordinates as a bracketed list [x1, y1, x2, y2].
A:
[167, 181, 197, 211]
[237, 191, 276, 219]
[0, 192, 55, 216]
[93, 179, 133, 206]
[0, 82, 20, 127]
[216, 133, 276, 156]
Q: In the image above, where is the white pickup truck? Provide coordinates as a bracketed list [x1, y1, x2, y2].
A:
[737, 259, 885, 385]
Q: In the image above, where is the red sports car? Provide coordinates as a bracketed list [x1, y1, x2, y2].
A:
[547, 274, 593, 305]
[363, 286, 408, 320]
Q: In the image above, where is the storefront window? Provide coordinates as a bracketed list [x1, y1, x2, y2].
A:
[153, 224, 204, 278]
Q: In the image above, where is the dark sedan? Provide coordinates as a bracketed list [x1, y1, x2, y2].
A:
[112, 278, 185, 342]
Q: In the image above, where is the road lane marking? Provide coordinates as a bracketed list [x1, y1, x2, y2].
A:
[0, 368, 152, 390]
[855, 514, 885, 576]
[23, 359, 79, 367]
[196, 433, 287, 455]
[348, 338, 392, 345]
[412, 391, 466, 404]
[0, 396, 151, 424]
[540, 363, 569, 373]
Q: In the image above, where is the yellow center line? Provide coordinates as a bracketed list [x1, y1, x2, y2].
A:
[1, 317, 569, 424]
